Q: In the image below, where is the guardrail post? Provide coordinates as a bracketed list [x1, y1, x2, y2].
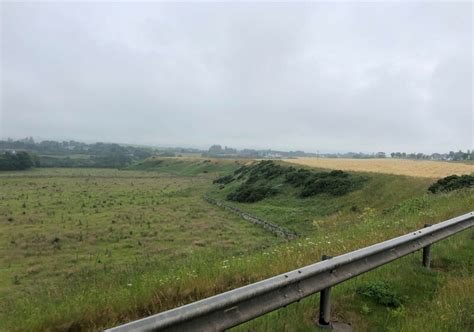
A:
[422, 224, 432, 268]
[318, 255, 333, 329]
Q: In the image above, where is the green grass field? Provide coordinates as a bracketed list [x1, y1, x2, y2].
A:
[0, 158, 472, 331]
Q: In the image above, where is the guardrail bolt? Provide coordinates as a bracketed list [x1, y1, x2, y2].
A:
[422, 224, 432, 268]
[318, 255, 333, 329]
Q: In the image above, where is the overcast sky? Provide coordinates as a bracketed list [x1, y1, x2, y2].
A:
[1, 1, 472, 153]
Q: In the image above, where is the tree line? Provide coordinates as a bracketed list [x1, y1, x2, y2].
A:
[0, 151, 40, 170]
[205, 144, 473, 161]
[390, 150, 472, 161]
[0, 138, 159, 169]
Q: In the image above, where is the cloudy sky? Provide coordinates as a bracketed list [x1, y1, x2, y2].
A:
[1, 1, 472, 153]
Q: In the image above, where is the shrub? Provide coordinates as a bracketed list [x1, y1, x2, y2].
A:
[284, 168, 313, 187]
[213, 175, 234, 185]
[300, 177, 354, 197]
[233, 166, 247, 176]
[328, 170, 349, 178]
[0, 151, 36, 171]
[227, 183, 278, 203]
[356, 281, 402, 308]
[299, 170, 363, 197]
[428, 174, 474, 193]
[246, 160, 287, 182]
[216, 160, 366, 202]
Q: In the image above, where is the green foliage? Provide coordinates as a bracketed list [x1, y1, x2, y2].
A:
[213, 175, 234, 185]
[284, 168, 313, 187]
[299, 170, 363, 197]
[0, 163, 472, 331]
[246, 160, 287, 182]
[215, 161, 365, 202]
[38, 155, 95, 168]
[356, 281, 402, 308]
[0, 167, 279, 331]
[0, 151, 37, 171]
[428, 174, 474, 193]
[227, 183, 278, 203]
[383, 196, 430, 216]
[91, 149, 132, 168]
[0, 139, 154, 169]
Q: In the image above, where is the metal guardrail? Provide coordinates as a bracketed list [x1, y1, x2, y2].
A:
[106, 211, 474, 332]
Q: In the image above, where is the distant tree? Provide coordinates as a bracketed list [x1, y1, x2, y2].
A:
[31, 154, 41, 167]
[208, 145, 223, 154]
[224, 146, 237, 154]
[0, 151, 36, 171]
[0, 152, 15, 170]
[16, 151, 33, 169]
[132, 149, 152, 160]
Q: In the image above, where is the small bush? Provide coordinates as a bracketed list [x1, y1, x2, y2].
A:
[300, 177, 354, 197]
[246, 160, 287, 182]
[428, 174, 474, 193]
[227, 183, 278, 203]
[284, 168, 313, 187]
[356, 281, 402, 308]
[233, 166, 247, 176]
[216, 160, 366, 202]
[213, 175, 234, 185]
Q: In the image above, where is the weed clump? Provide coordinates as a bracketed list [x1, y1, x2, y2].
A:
[356, 281, 402, 308]
[51, 237, 61, 250]
[12, 275, 21, 285]
[428, 174, 474, 193]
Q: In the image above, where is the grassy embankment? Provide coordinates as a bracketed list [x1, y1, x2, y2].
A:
[208, 160, 473, 331]
[0, 157, 472, 331]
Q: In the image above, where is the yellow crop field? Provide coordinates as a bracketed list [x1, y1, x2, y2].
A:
[284, 158, 474, 178]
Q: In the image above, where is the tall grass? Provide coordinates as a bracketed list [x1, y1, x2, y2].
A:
[1, 184, 471, 331]
[0, 163, 472, 331]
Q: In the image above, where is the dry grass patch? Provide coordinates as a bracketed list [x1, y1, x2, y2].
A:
[285, 158, 474, 178]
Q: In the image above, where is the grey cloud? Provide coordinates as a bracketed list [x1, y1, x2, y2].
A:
[1, 1, 472, 152]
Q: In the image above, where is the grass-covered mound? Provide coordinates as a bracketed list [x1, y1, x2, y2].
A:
[130, 157, 241, 176]
[214, 160, 366, 203]
[428, 174, 474, 193]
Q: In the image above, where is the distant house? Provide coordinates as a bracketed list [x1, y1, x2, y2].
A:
[264, 152, 283, 159]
